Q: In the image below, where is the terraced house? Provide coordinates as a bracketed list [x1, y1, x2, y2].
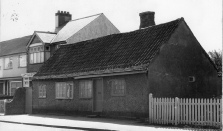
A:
[33, 12, 221, 118]
[0, 35, 32, 96]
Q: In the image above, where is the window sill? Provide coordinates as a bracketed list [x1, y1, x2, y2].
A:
[38, 97, 46, 99]
[4, 68, 13, 70]
[29, 63, 44, 65]
[55, 98, 73, 100]
[18, 66, 27, 68]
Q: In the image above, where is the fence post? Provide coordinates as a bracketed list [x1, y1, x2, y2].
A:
[175, 97, 179, 125]
[149, 93, 153, 123]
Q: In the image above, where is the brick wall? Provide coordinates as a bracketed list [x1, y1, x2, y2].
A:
[5, 87, 26, 115]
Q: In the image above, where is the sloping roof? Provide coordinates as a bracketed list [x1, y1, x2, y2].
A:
[0, 35, 32, 57]
[36, 32, 56, 43]
[51, 13, 102, 43]
[35, 18, 183, 79]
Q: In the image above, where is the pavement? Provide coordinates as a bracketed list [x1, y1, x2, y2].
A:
[0, 114, 221, 131]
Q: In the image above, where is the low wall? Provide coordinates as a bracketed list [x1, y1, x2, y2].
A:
[5, 87, 26, 115]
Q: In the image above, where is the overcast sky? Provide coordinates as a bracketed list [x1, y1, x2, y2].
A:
[0, 0, 222, 52]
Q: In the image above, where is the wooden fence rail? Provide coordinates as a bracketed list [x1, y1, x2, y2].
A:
[149, 94, 222, 128]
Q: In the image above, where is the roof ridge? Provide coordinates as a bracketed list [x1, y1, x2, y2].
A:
[61, 17, 182, 47]
[69, 13, 103, 22]
[35, 31, 56, 34]
[0, 35, 32, 43]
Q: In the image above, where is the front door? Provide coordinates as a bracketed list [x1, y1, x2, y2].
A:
[93, 78, 103, 112]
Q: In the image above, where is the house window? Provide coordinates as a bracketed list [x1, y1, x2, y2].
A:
[4, 57, 13, 69]
[19, 55, 27, 67]
[55, 82, 73, 99]
[29, 46, 44, 64]
[110, 79, 126, 96]
[39, 85, 46, 98]
[188, 76, 196, 82]
[79, 80, 92, 98]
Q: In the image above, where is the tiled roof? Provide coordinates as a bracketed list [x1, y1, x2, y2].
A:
[0, 35, 32, 57]
[35, 18, 183, 79]
[51, 13, 102, 43]
[36, 32, 56, 43]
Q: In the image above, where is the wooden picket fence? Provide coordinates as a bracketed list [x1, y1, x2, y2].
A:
[149, 94, 222, 128]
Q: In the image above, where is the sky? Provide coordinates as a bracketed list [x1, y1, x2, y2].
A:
[0, 0, 222, 52]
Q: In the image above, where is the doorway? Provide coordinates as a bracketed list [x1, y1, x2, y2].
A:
[93, 78, 103, 112]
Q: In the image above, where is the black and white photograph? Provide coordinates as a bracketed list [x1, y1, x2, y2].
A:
[0, 0, 222, 130]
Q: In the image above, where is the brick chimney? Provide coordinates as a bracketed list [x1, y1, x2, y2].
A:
[139, 11, 155, 29]
[55, 10, 72, 32]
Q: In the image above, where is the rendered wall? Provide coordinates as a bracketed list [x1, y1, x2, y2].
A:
[32, 73, 149, 118]
[67, 14, 120, 44]
[2, 53, 27, 78]
[148, 21, 221, 98]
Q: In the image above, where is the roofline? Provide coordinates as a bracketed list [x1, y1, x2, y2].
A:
[26, 32, 45, 48]
[0, 76, 23, 80]
[74, 70, 147, 79]
[66, 13, 103, 42]
[51, 13, 103, 43]
[0, 35, 32, 43]
[0, 52, 26, 57]
[181, 19, 219, 71]
[69, 13, 103, 22]
[50, 41, 67, 45]
[34, 69, 147, 80]
[34, 31, 56, 34]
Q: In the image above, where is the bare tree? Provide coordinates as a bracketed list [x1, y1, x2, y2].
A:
[208, 50, 222, 72]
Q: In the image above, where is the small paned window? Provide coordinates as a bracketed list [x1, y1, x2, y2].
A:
[4, 57, 13, 69]
[110, 79, 126, 96]
[29, 46, 44, 64]
[55, 82, 73, 99]
[39, 85, 46, 98]
[79, 80, 92, 98]
[188, 76, 196, 82]
[19, 55, 27, 67]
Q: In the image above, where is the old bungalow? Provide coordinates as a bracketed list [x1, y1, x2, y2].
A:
[33, 12, 221, 118]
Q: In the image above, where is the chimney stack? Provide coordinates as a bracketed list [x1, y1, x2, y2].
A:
[55, 10, 72, 32]
[139, 11, 155, 29]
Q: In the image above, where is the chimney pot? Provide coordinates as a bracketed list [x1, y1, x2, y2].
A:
[55, 10, 72, 32]
[139, 11, 155, 29]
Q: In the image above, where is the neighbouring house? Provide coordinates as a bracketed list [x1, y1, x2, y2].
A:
[32, 11, 221, 118]
[0, 35, 32, 96]
[24, 11, 120, 87]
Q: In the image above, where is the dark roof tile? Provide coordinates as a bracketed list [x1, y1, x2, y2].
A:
[35, 18, 183, 78]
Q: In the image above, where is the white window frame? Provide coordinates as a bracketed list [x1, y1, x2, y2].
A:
[18, 54, 27, 67]
[4, 57, 13, 69]
[29, 46, 44, 64]
[110, 79, 126, 96]
[79, 80, 93, 99]
[39, 85, 46, 98]
[55, 82, 73, 99]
